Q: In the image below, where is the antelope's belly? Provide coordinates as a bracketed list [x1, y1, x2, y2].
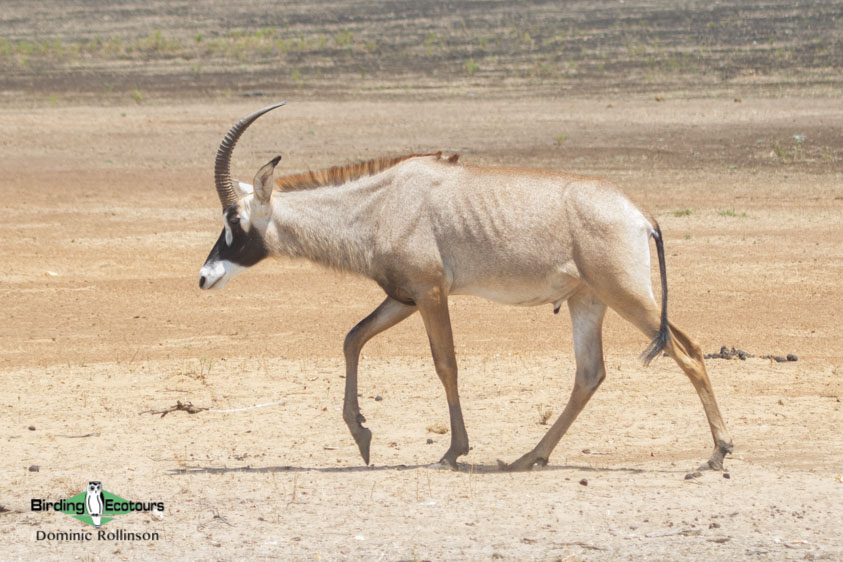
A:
[451, 272, 581, 307]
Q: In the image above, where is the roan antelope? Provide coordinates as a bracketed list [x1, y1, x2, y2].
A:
[199, 103, 733, 471]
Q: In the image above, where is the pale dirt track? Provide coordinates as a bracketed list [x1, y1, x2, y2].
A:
[1, 97, 842, 560]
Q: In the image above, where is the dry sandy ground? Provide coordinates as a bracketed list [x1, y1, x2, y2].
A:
[1, 97, 842, 560]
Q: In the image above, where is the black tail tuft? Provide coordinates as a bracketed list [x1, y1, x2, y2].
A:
[640, 223, 670, 366]
[640, 327, 669, 366]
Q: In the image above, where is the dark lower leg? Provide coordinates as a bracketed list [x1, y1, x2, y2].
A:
[418, 287, 469, 469]
[439, 386, 469, 468]
[343, 297, 415, 465]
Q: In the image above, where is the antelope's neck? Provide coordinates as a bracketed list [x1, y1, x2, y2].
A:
[264, 183, 384, 276]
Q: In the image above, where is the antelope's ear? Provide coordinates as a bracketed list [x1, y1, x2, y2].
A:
[253, 155, 281, 204]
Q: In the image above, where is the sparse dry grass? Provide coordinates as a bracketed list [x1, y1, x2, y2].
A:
[2, 1, 840, 98]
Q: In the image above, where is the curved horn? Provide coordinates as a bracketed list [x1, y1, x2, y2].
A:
[215, 102, 286, 208]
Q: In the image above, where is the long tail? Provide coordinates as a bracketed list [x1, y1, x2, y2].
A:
[640, 222, 670, 366]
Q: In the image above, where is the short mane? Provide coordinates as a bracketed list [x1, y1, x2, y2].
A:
[274, 152, 459, 192]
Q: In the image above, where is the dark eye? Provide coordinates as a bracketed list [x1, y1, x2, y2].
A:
[229, 216, 240, 226]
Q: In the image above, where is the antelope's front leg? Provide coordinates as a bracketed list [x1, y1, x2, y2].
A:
[417, 287, 469, 469]
[343, 297, 416, 465]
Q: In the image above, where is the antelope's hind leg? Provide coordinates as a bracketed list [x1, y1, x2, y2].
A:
[343, 297, 416, 465]
[664, 322, 733, 470]
[501, 289, 607, 471]
[608, 290, 733, 471]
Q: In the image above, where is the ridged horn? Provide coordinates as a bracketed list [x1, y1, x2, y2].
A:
[214, 102, 286, 208]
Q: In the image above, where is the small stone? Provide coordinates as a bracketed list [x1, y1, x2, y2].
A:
[28, 465, 39, 472]
[579, 478, 588, 486]
[28, 426, 35, 431]
[723, 472, 731, 479]
[521, 538, 536, 545]
[709, 522, 721, 528]
[787, 354, 798, 361]
[426, 438, 434, 444]
[374, 395, 383, 401]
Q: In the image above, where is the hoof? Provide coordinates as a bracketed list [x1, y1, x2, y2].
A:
[698, 460, 717, 471]
[438, 443, 468, 470]
[438, 458, 459, 470]
[439, 454, 460, 470]
[498, 455, 547, 472]
[699, 442, 733, 471]
[353, 427, 372, 466]
[698, 457, 725, 471]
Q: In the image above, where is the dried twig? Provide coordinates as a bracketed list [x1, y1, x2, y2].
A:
[553, 541, 606, 551]
[197, 504, 233, 530]
[55, 432, 101, 438]
[139, 399, 285, 418]
[139, 401, 208, 418]
[645, 528, 701, 538]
